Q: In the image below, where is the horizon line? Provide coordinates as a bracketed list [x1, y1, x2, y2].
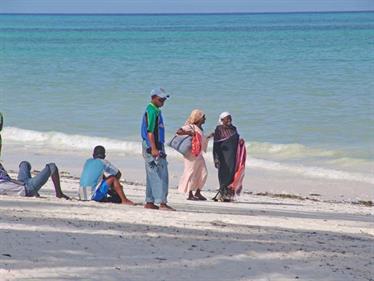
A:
[0, 10, 373, 16]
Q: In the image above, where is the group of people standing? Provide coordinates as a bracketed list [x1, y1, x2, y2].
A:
[139, 88, 246, 211]
[0, 87, 246, 211]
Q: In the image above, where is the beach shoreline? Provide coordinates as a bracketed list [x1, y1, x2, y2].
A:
[2, 141, 373, 203]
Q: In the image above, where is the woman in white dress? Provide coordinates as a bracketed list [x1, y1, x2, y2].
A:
[176, 109, 213, 200]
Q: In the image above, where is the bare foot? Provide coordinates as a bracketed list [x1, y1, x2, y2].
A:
[56, 193, 70, 200]
[122, 199, 135, 205]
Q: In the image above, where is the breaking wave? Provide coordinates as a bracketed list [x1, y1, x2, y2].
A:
[3, 127, 374, 184]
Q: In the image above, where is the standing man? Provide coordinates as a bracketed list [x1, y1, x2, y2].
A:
[141, 88, 175, 211]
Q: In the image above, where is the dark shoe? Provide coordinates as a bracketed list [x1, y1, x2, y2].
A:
[144, 202, 159, 210]
[187, 195, 199, 201]
[159, 203, 176, 211]
[195, 193, 207, 201]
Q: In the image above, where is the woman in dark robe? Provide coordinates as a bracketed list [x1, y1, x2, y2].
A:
[213, 112, 241, 201]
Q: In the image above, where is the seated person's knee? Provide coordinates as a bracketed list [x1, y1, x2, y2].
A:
[46, 163, 58, 175]
[105, 175, 117, 184]
[19, 161, 31, 170]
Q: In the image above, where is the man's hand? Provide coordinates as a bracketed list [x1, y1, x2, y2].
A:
[151, 148, 160, 158]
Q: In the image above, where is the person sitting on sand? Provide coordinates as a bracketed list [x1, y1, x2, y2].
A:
[79, 145, 134, 205]
[0, 161, 69, 199]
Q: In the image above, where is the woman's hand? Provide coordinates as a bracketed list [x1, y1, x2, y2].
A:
[176, 128, 195, 136]
[207, 132, 214, 139]
[239, 138, 245, 145]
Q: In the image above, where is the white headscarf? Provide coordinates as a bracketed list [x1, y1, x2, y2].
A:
[218, 112, 231, 125]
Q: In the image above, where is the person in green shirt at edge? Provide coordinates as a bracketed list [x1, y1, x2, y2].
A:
[0, 112, 3, 158]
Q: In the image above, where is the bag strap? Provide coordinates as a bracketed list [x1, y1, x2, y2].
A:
[189, 124, 196, 134]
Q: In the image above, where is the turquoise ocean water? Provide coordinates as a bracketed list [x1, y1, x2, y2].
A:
[0, 12, 373, 180]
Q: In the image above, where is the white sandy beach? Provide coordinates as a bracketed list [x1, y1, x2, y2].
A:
[1, 139, 374, 281]
[0, 170, 373, 281]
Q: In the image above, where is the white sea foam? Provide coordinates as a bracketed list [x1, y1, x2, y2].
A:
[3, 127, 374, 184]
[248, 141, 344, 158]
[248, 158, 374, 185]
[3, 127, 142, 154]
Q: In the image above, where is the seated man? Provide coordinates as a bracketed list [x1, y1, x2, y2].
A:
[0, 161, 69, 199]
[79, 145, 134, 205]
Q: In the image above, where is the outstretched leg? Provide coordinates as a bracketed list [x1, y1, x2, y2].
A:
[21, 162, 69, 199]
[49, 164, 69, 199]
[105, 176, 134, 205]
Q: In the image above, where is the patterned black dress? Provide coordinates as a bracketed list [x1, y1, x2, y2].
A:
[213, 124, 239, 201]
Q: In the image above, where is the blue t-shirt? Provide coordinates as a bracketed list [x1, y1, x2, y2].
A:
[79, 158, 119, 188]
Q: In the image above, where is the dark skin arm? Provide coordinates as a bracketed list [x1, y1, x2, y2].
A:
[213, 128, 220, 168]
[147, 132, 159, 157]
[176, 128, 194, 137]
[213, 144, 220, 168]
[207, 132, 214, 139]
[105, 176, 134, 205]
[147, 98, 166, 158]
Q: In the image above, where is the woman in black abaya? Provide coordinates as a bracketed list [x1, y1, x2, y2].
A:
[213, 112, 240, 201]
